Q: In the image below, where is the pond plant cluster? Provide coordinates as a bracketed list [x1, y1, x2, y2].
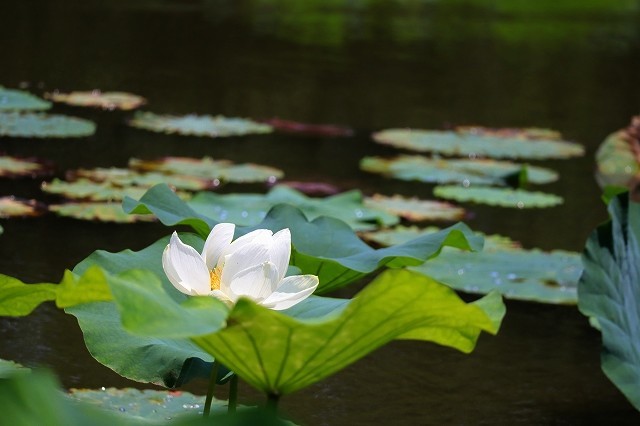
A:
[0, 83, 639, 424]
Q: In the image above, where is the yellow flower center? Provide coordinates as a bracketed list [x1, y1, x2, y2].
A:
[210, 266, 223, 291]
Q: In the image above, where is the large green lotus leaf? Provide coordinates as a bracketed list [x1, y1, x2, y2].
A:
[185, 185, 398, 231]
[129, 112, 273, 137]
[67, 234, 218, 388]
[124, 185, 482, 293]
[109, 268, 504, 396]
[0, 196, 46, 218]
[595, 119, 640, 189]
[361, 155, 558, 185]
[0, 155, 50, 178]
[372, 128, 584, 159]
[434, 185, 564, 208]
[50, 202, 157, 223]
[578, 193, 640, 410]
[0, 112, 96, 138]
[363, 226, 580, 304]
[363, 194, 465, 222]
[75, 167, 213, 191]
[0, 274, 57, 316]
[0, 359, 29, 377]
[45, 91, 146, 111]
[130, 156, 284, 183]
[0, 86, 51, 111]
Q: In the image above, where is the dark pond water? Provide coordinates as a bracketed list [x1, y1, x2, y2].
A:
[2, 0, 640, 424]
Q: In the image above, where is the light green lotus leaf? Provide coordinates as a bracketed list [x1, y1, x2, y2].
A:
[578, 192, 640, 410]
[0, 112, 96, 138]
[0, 274, 58, 316]
[434, 185, 564, 208]
[50, 202, 156, 223]
[108, 267, 504, 396]
[361, 155, 558, 185]
[362, 225, 520, 250]
[363, 194, 465, 222]
[42, 178, 190, 202]
[372, 128, 584, 159]
[185, 185, 398, 231]
[129, 111, 273, 137]
[130, 156, 283, 183]
[74, 168, 213, 191]
[45, 90, 146, 111]
[362, 225, 580, 304]
[0, 86, 51, 111]
[0, 359, 29, 378]
[0, 196, 45, 217]
[595, 117, 640, 190]
[0, 155, 51, 177]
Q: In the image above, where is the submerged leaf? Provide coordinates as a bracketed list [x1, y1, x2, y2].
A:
[363, 194, 465, 222]
[45, 90, 146, 110]
[0, 86, 51, 111]
[261, 117, 354, 137]
[129, 112, 273, 137]
[0, 112, 96, 138]
[361, 155, 558, 185]
[372, 128, 584, 159]
[578, 193, 640, 410]
[434, 185, 564, 208]
[130, 156, 283, 183]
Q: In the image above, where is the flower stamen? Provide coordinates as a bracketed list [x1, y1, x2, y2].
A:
[210, 266, 222, 291]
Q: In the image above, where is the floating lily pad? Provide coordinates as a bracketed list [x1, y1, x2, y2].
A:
[69, 388, 219, 419]
[185, 185, 398, 231]
[434, 185, 564, 208]
[363, 194, 465, 222]
[128, 112, 273, 137]
[0, 196, 46, 217]
[365, 226, 580, 304]
[0, 112, 96, 138]
[372, 128, 584, 159]
[42, 179, 190, 201]
[362, 225, 521, 250]
[595, 116, 640, 191]
[0, 155, 52, 178]
[456, 126, 562, 140]
[45, 90, 146, 111]
[361, 155, 558, 185]
[73, 168, 214, 191]
[129, 156, 283, 183]
[0, 86, 51, 111]
[50, 202, 156, 223]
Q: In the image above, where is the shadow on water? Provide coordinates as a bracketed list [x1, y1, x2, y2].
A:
[1, 0, 640, 424]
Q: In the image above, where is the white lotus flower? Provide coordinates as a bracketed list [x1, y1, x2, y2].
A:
[162, 224, 319, 310]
